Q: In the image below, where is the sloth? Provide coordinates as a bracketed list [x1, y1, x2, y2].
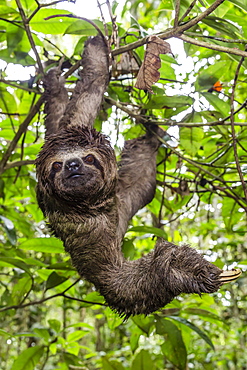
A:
[36, 35, 241, 318]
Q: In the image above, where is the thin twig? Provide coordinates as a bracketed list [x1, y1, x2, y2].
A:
[97, 0, 109, 40]
[3, 160, 35, 172]
[16, 0, 44, 75]
[0, 278, 106, 313]
[0, 79, 41, 94]
[44, 14, 106, 40]
[156, 136, 247, 210]
[0, 95, 44, 175]
[105, 96, 247, 127]
[185, 32, 247, 44]
[179, 0, 197, 24]
[177, 33, 247, 58]
[174, 0, 181, 28]
[27, 0, 70, 22]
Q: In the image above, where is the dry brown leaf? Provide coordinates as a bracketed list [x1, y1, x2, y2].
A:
[135, 35, 172, 93]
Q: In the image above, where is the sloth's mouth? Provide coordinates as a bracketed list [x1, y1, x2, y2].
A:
[67, 173, 84, 179]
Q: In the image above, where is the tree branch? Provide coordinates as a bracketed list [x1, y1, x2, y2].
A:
[177, 33, 247, 58]
[0, 95, 44, 175]
[0, 279, 106, 313]
[3, 160, 35, 171]
[15, 0, 44, 74]
[105, 97, 247, 127]
[112, 0, 226, 56]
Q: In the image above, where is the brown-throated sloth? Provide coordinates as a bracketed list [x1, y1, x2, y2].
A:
[36, 35, 241, 318]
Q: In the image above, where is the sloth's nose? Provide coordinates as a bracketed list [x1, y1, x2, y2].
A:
[65, 158, 82, 172]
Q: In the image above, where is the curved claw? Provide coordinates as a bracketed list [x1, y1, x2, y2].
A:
[219, 268, 242, 283]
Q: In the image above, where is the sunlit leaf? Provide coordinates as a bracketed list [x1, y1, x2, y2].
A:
[45, 271, 68, 290]
[10, 346, 44, 370]
[131, 349, 155, 370]
[19, 238, 64, 253]
[180, 127, 204, 156]
[169, 316, 214, 349]
[128, 225, 167, 238]
[156, 318, 187, 370]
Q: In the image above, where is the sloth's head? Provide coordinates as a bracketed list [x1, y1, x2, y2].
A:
[36, 126, 117, 214]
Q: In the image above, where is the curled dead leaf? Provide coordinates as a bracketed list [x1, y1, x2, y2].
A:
[135, 35, 173, 93]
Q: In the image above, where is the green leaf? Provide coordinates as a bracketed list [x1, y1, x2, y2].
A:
[238, 259, 247, 265]
[105, 307, 123, 329]
[45, 271, 68, 290]
[131, 349, 155, 370]
[48, 319, 61, 333]
[184, 308, 223, 323]
[0, 257, 31, 275]
[0, 329, 11, 337]
[6, 24, 25, 51]
[0, 48, 35, 65]
[169, 316, 214, 350]
[10, 345, 44, 370]
[0, 89, 17, 115]
[19, 237, 64, 253]
[222, 197, 242, 231]
[156, 318, 187, 370]
[195, 61, 226, 90]
[48, 261, 74, 270]
[130, 328, 141, 353]
[65, 19, 104, 36]
[145, 95, 194, 110]
[230, 0, 247, 12]
[202, 16, 241, 38]
[122, 238, 136, 259]
[0, 5, 19, 19]
[201, 92, 230, 117]
[0, 215, 16, 245]
[67, 330, 88, 342]
[102, 357, 125, 370]
[128, 225, 167, 238]
[67, 322, 93, 330]
[12, 275, 32, 304]
[30, 9, 74, 34]
[132, 315, 154, 335]
[180, 127, 204, 156]
[33, 328, 50, 343]
[80, 291, 105, 307]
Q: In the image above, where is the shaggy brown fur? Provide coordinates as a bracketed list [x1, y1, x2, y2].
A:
[36, 35, 240, 318]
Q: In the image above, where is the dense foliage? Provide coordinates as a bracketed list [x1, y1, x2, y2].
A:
[0, 0, 247, 369]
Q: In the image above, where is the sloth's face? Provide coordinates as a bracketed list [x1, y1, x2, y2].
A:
[47, 149, 106, 200]
[36, 127, 118, 212]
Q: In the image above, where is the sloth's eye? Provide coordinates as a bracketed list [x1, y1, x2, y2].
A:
[52, 162, 63, 172]
[84, 154, 95, 165]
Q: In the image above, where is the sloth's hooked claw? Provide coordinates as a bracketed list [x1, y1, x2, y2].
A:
[219, 268, 242, 283]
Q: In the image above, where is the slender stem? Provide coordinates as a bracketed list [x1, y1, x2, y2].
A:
[185, 32, 247, 44]
[44, 14, 106, 41]
[0, 279, 106, 313]
[15, 0, 44, 74]
[28, 0, 69, 22]
[174, 0, 180, 28]
[0, 95, 44, 175]
[177, 33, 247, 58]
[179, 0, 197, 24]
